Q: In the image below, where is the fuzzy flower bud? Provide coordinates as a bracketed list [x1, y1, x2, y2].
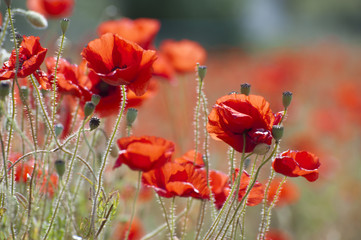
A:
[4, 0, 11, 8]
[272, 125, 284, 142]
[54, 123, 64, 137]
[89, 117, 100, 131]
[54, 159, 65, 178]
[25, 11, 48, 29]
[20, 86, 29, 99]
[240, 83, 251, 96]
[126, 108, 138, 126]
[60, 18, 70, 35]
[253, 143, 270, 155]
[91, 94, 101, 106]
[84, 101, 95, 118]
[282, 91, 293, 109]
[197, 65, 207, 81]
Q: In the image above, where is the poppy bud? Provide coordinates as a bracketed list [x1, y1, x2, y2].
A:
[4, 0, 11, 8]
[197, 65, 207, 81]
[126, 108, 138, 127]
[20, 86, 29, 99]
[55, 159, 65, 178]
[89, 117, 100, 131]
[25, 11, 48, 29]
[282, 91, 293, 109]
[272, 125, 284, 142]
[84, 101, 95, 118]
[54, 123, 64, 137]
[0, 81, 10, 100]
[91, 94, 101, 106]
[240, 83, 251, 96]
[244, 157, 251, 169]
[253, 143, 270, 155]
[60, 18, 70, 35]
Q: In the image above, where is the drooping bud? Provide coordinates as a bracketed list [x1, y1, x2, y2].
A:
[84, 101, 95, 118]
[253, 143, 271, 155]
[126, 108, 138, 127]
[197, 65, 207, 82]
[89, 117, 100, 131]
[240, 83, 251, 96]
[60, 18, 70, 35]
[20, 86, 29, 99]
[54, 159, 65, 178]
[282, 91, 293, 109]
[54, 123, 64, 137]
[0, 81, 10, 100]
[25, 11, 48, 29]
[91, 94, 101, 106]
[272, 125, 284, 142]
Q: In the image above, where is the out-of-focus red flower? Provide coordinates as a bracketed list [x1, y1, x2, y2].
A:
[112, 218, 144, 240]
[265, 229, 291, 240]
[209, 170, 229, 209]
[152, 53, 176, 82]
[0, 36, 47, 80]
[267, 178, 299, 206]
[81, 33, 157, 96]
[273, 150, 320, 182]
[39, 172, 58, 198]
[80, 71, 157, 117]
[174, 150, 204, 168]
[207, 94, 275, 153]
[97, 18, 160, 50]
[114, 136, 175, 172]
[142, 162, 210, 199]
[121, 184, 153, 203]
[58, 95, 82, 139]
[159, 39, 206, 73]
[35, 57, 91, 99]
[27, 0, 74, 18]
[234, 169, 264, 206]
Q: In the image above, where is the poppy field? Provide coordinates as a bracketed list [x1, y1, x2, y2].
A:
[0, 0, 360, 239]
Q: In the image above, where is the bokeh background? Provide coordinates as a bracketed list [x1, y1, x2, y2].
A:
[7, 0, 361, 239]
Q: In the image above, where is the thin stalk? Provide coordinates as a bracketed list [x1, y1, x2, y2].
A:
[90, 85, 127, 239]
[124, 171, 142, 240]
[194, 200, 206, 240]
[170, 197, 176, 239]
[180, 198, 193, 240]
[156, 194, 172, 236]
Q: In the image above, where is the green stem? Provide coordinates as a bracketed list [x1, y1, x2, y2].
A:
[180, 198, 193, 240]
[194, 200, 206, 240]
[124, 171, 142, 240]
[156, 194, 172, 236]
[170, 197, 176, 239]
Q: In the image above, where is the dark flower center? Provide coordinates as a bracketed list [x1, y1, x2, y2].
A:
[111, 64, 127, 72]
[95, 81, 117, 97]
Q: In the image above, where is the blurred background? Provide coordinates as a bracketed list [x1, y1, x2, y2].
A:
[6, 0, 361, 239]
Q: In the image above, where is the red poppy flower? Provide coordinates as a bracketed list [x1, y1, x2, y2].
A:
[142, 162, 210, 199]
[265, 230, 290, 240]
[0, 36, 47, 80]
[112, 218, 144, 240]
[174, 150, 204, 168]
[35, 57, 92, 99]
[39, 172, 58, 198]
[267, 178, 299, 206]
[80, 71, 157, 117]
[272, 150, 320, 182]
[159, 39, 207, 73]
[113, 136, 175, 172]
[234, 169, 265, 206]
[152, 53, 175, 82]
[81, 33, 157, 96]
[209, 170, 230, 209]
[97, 18, 160, 50]
[27, 0, 74, 18]
[207, 94, 275, 153]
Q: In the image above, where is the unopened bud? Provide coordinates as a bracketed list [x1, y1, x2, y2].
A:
[91, 94, 101, 106]
[253, 143, 270, 155]
[54, 159, 65, 178]
[272, 125, 284, 142]
[4, 0, 11, 8]
[54, 123, 64, 137]
[240, 83, 251, 96]
[126, 108, 138, 126]
[197, 65, 207, 81]
[20, 86, 29, 99]
[84, 101, 95, 118]
[0, 81, 10, 100]
[60, 18, 70, 35]
[282, 91, 293, 109]
[89, 117, 100, 131]
[25, 11, 48, 29]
